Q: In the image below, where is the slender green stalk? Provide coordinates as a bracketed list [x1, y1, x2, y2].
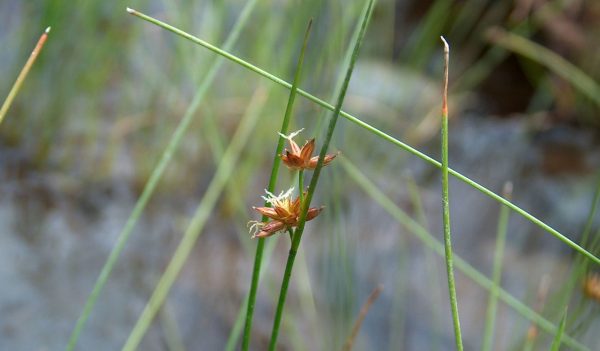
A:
[65, 3, 258, 349]
[550, 309, 568, 351]
[440, 36, 463, 351]
[268, 1, 375, 349]
[0, 27, 50, 125]
[241, 19, 313, 351]
[340, 157, 589, 351]
[486, 27, 600, 109]
[128, 8, 600, 265]
[482, 182, 512, 351]
[122, 88, 267, 351]
[225, 238, 279, 351]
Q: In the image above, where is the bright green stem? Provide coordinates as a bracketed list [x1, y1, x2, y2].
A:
[268, 1, 375, 349]
[0, 27, 50, 125]
[127, 7, 600, 266]
[241, 19, 312, 351]
[65, 3, 258, 349]
[482, 183, 512, 351]
[440, 37, 463, 351]
[122, 88, 267, 351]
[340, 158, 590, 351]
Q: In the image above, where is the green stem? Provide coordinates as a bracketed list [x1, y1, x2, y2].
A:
[482, 182, 512, 351]
[241, 19, 312, 351]
[440, 37, 463, 351]
[0, 27, 50, 125]
[65, 3, 258, 350]
[128, 8, 600, 265]
[268, 1, 375, 349]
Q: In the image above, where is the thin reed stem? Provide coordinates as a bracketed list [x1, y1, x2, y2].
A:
[65, 3, 258, 349]
[128, 8, 600, 265]
[440, 36, 463, 351]
[242, 19, 312, 351]
[268, 1, 375, 349]
[0, 27, 50, 125]
[482, 182, 512, 351]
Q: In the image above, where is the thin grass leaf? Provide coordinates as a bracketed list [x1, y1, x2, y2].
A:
[482, 182, 512, 351]
[242, 19, 313, 351]
[440, 36, 463, 351]
[268, 1, 376, 349]
[127, 9, 600, 266]
[65, 3, 259, 348]
[0, 27, 50, 125]
[550, 309, 568, 351]
[339, 157, 590, 351]
[122, 88, 268, 351]
[486, 27, 600, 109]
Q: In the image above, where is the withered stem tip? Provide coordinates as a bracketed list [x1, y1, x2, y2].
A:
[45, 27, 51, 34]
[126, 7, 135, 14]
[440, 36, 449, 53]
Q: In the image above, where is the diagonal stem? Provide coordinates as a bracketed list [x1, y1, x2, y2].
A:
[127, 8, 600, 266]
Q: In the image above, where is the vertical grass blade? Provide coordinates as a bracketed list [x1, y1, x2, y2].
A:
[550, 309, 568, 351]
[268, 1, 376, 349]
[440, 36, 463, 351]
[127, 7, 600, 266]
[65, 3, 258, 349]
[0, 27, 50, 125]
[482, 182, 512, 351]
[241, 19, 313, 351]
[122, 88, 268, 351]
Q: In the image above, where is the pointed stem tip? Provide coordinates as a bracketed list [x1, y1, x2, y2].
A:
[440, 36, 449, 53]
[45, 27, 51, 34]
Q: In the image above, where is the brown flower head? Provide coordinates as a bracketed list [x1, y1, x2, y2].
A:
[279, 129, 337, 170]
[583, 273, 600, 302]
[249, 188, 322, 238]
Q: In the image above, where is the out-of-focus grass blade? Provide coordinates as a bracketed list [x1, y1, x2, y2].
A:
[486, 27, 600, 109]
[122, 87, 268, 351]
[0, 27, 51, 125]
[482, 182, 512, 351]
[550, 309, 568, 351]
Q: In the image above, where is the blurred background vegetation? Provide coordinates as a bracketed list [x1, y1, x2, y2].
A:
[1, 0, 599, 350]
